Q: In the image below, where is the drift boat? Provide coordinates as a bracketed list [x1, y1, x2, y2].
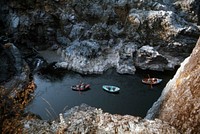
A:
[102, 85, 120, 93]
[71, 83, 90, 91]
[142, 78, 162, 85]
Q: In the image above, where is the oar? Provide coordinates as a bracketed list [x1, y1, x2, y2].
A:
[78, 85, 82, 95]
[150, 83, 153, 89]
[147, 74, 153, 88]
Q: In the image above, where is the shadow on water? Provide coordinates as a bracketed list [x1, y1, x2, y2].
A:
[25, 68, 176, 120]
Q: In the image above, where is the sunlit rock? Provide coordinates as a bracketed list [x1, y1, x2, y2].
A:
[22, 104, 179, 133]
[146, 37, 200, 133]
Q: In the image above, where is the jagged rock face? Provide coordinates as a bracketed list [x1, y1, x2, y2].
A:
[0, 43, 15, 83]
[0, 0, 199, 74]
[135, 45, 169, 71]
[147, 38, 200, 133]
[0, 42, 30, 94]
[173, 0, 199, 23]
[22, 104, 179, 133]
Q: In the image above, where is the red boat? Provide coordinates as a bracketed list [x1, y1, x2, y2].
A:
[142, 78, 162, 85]
[71, 83, 90, 91]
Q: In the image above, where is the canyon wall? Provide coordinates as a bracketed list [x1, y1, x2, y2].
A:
[0, 0, 199, 74]
[146, 37, 200, 133]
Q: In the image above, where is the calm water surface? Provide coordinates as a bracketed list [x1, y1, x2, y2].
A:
[25, 69, 175, 120]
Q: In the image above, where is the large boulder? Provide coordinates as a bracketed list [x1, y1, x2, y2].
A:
[135, 45, 168, 71]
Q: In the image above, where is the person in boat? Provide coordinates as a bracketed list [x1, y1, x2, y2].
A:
[151, 78, 157, 83]
[146, 77, 157, 84]
[147, 78, 154, 83]
[147, 78, 151, 83]
[80, 83, 85, 90]
[76, 84, 79, 88]
[77, 81, 85, 90]
[146, 78, 156, 88]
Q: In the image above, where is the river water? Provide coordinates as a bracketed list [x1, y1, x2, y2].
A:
[25, 69, 175, 120]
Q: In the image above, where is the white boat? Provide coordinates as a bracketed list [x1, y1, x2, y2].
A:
[102, 85, 120, 93]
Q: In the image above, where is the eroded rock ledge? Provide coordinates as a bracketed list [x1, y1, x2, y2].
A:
[22, 104, 179, 133]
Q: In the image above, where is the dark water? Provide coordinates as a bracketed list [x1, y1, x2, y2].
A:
[25, 69, 175, 120]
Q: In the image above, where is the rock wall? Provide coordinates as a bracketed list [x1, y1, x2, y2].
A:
[0, 43, 30, 94]
[146, 37, 200, 133]
[0, 0, 199, 74]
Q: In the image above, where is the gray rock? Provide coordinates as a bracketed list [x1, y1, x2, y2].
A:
[1, 0, 199, 74]
[1, 43, 30, 95]
[22, 104, 179, 134]
[135, 45, 168, 71]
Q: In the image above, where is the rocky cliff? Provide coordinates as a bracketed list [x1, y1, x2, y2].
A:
[0, 0, 199, 74]
[146, 37, 200, 133]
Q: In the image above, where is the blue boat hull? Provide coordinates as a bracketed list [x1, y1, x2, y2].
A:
[102, 85, 120, 93]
